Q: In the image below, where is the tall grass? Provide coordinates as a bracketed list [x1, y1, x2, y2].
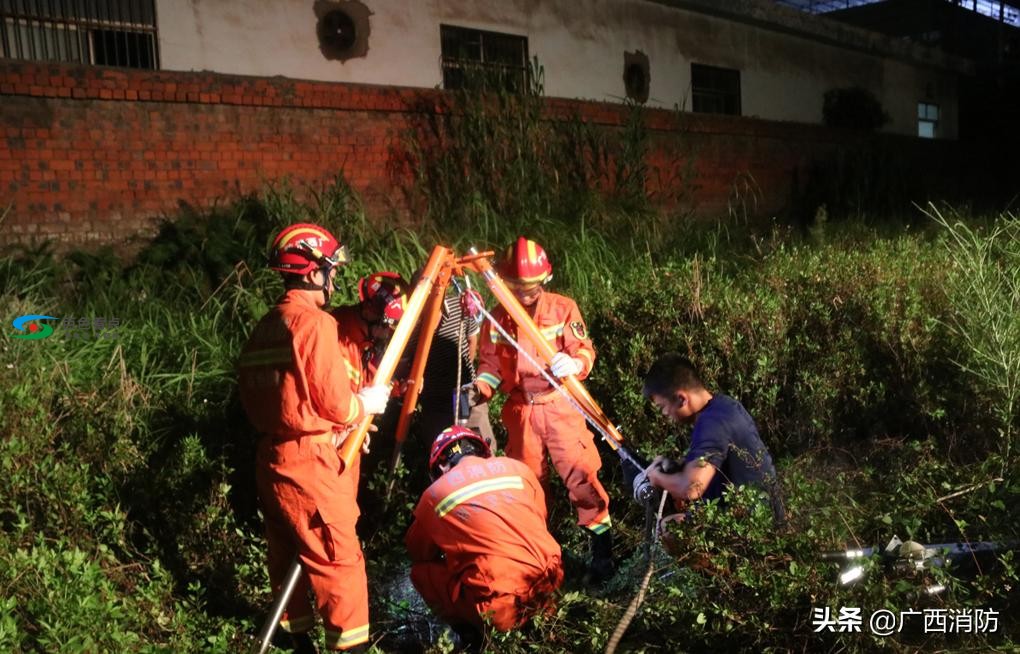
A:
[927, 204, 1020, 464]
[402, 60, 680, 253]
[2, 79, 1019, 651]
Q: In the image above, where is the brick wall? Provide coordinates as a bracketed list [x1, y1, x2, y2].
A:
[0, 61, 1004, 248]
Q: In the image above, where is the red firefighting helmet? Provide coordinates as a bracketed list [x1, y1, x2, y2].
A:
[268, 223, 349, 275]
[358, 271, 409, 326]
[428, 426, 492, 480]
[497, 236, 552, 288]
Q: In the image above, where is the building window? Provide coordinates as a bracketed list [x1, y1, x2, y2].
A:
[440, 24, 528, 92]
[0, 0, 158, 69]
[918, 102, 939, 138]
[691, 63, 741, 116]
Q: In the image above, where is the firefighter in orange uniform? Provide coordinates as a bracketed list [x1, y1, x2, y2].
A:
[238, 224, 391, 653]
[332, 271, 410, 390]
[406, 426, 564, 647]
[473, 237, 614, 581]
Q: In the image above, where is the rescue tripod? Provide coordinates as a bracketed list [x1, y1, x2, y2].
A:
[252, 245, 640, 654]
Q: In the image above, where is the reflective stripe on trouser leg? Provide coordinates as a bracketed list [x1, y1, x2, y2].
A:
[535, 397, 611, 532]
[324, 623, 370, 650]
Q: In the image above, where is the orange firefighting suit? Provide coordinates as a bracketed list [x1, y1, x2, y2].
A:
[238, 290, 370, 651]
[475, 291, 611, 535]
[405, 455, 564, 630]
[332, 304, 373, 389]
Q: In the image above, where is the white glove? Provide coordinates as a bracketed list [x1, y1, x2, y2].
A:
[357, 384, 390, 415]
[550, 352, 583, 378]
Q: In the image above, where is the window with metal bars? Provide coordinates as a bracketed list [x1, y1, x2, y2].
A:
[918, 101, 939, 138]
[691, 63, 741, 115]
[0, 0, 158, 69]
[440, 24, 528, 92]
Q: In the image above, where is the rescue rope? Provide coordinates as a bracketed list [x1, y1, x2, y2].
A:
[451, 278, 479, 424]
[604, 490, 669, 654]
[453, 296, 465, 423]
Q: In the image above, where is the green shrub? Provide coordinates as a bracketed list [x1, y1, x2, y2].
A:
[2, 118, 1018, 652]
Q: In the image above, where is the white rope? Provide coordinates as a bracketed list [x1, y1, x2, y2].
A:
[454, 277, 609, 436]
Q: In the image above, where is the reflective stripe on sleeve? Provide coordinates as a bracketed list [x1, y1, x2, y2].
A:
[576, 348, 595, 371]
[477, 372, 501, 389]
[343, 394, 361, 424]
[343, 358, 362, 386]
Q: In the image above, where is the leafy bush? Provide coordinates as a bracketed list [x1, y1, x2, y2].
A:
[586, 233, 976, 457]
[2, 99, 1018, 653]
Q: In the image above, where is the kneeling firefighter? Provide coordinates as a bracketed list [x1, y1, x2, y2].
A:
[405, 426, 564, 646]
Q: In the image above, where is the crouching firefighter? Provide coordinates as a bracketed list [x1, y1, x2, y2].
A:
[405, 426, 564, 648]
[238, 223, 391, 652]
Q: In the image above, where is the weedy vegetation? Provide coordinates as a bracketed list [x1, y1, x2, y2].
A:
[1, 68, 1017, 652]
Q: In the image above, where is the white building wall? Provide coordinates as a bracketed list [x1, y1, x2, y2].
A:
[156, 0, 960, 138]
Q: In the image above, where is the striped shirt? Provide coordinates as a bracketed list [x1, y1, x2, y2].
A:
[419, 295, 480, 401]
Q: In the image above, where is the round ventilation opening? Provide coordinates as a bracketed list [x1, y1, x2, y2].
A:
[320, 9, 357, 52]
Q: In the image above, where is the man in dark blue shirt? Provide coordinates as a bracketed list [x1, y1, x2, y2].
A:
[641, 353, 785, 526]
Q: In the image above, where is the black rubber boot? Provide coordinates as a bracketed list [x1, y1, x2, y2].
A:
[450, 622, 484, 653]
[587, 530, 616, 584]
[290, 631, 318, 654]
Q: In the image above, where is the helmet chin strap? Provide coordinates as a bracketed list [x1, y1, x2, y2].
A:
[319, 263, 336, 306]
[292, 264, 335, 304]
